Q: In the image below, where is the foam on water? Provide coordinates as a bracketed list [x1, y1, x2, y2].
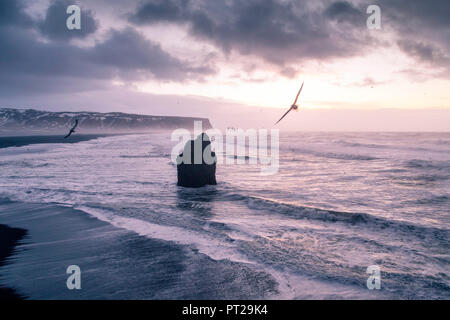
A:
[76, 205, 254, 264]
[0, 132, 449, 299]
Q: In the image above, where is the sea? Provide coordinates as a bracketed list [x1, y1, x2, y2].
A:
[0, 132, 449, 299]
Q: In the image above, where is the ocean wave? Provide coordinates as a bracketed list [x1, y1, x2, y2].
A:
[285, 146, 378, 161]
[119, 155, 150, 159]
[119, 152, 171, 159]
[435, 139, 450, 146]
[0, 160, 50, 168]
[148, 152, 171, 158]
[335, 140, 389, 149]
[336, 140, 449, 154]
[74, 205, 253, 265]
[117, 180, 157, 185]
[406, 159, 450, 170]
[231, 194, 450, 238]
[391, 174, 449, 186]
[227, 155, 254, 161]
[0, 196, 13, 205]
[414, 195, 450, 205]
[242, 195, 373, 224]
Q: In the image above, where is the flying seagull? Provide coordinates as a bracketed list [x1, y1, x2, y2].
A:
[64, 119, 78, 139]
[274, 81, 304, 126]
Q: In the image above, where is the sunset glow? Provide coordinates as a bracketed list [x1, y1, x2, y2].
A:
[1, 0, 449, 129]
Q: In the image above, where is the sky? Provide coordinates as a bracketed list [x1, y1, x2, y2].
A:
[0, 0, 449, 130]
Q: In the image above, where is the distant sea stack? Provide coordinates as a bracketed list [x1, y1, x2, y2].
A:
[0, 108, 212, 135]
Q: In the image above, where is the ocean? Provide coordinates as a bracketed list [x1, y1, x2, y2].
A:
[0, 132, 449, 299]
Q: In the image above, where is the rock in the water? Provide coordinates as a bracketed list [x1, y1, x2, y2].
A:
[177, 133, 217, 188]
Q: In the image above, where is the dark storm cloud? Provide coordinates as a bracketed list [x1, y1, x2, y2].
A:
[0, 0, 33, 27]
[378, 0, 450, 74]
[0, 26, 92, 78]
[397, 39, 450, 75]
[0, 25, 213, 89]
[38, 0, 99, 40]
[0, 0, 215, 95]
[397, 40, 442, 63]
[89, 27, 215, 80]
[324, 1, 363, 25]
[127, 0, 450, 78]
[129, 0, 188, 23]
[129, 0, 375, 66]
[2, 0, 450, 99]
[378, 0, 450, 30]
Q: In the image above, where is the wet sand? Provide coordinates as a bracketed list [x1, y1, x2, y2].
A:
[0, 134, 111, 149]
[0, 224, 27, 300]
[0, 198, 277, 299]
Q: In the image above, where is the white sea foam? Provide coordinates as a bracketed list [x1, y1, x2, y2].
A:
[0, 132, 449, 299]
[76, 205, 254, 265]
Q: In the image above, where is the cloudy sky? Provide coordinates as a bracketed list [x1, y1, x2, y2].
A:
[0, 0, 449, 130]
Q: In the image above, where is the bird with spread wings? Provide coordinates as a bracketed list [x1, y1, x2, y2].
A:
[64, 119, 79, 139]
[274, 82, 304, 126]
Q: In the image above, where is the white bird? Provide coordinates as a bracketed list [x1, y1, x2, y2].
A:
[274, 81, 304, 126]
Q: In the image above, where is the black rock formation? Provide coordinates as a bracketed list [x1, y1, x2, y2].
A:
[177, 133, 217, 188]
[0, 224, 27, 300]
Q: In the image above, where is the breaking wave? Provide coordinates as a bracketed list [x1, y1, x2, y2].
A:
[406, 159, 450, 170]
[221, 193, 450, 240]
[284, 146, 378, 161]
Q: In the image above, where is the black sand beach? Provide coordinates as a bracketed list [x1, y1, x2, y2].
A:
[0, 135, 111, 149]
[0, 198, 277, 300]
[0, 224, 27, 300]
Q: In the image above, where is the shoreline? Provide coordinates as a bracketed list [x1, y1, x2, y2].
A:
[0, 224, 27, 300]
[0, 131, 173, 149]
[0, 134, 113, 149]
[0, 198, 278, 300]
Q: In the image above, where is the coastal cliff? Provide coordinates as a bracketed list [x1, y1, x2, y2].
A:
[0, 108, 212, 135]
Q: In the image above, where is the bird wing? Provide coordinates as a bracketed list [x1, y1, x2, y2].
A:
[274, 106, 293, 126]
[64, 119, 78, 139]
[72, 119, 78, 130]
[292, 82, 304, 105]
